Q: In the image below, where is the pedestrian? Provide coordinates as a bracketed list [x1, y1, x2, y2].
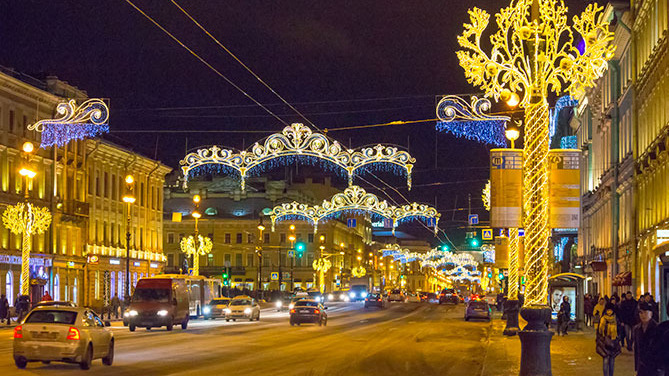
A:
[15, 295, 30, 323]
[557, 296, 571, 336]
[42, 290, 52, 302]
[593, 297, 606, 329]
[596, 302, 621, 376]
[618, 291, 637, 351]
[584, 294, 593, 327]
[633, 302, 662, 376]
[642, 294, 660, 323]
[0, 294, 9, 325]
[111, 294, 120, 319]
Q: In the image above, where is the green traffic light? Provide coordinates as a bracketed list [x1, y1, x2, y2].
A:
[469, 238, 479, 247]
[441, 245, 449, 252]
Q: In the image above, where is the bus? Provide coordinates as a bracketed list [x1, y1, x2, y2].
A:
[154, 275, 221, 317]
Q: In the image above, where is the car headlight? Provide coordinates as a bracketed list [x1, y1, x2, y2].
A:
[315, 296, 321, 302]
[276, 301, 282, 308]
[203, 307, 211, 314]
[361, 292, 368, 298]
[340, 294, 346, 300]
[289, 303, 294, 309]
[344, 296, 350, 302]
[244, 308, 252, 315]
[349, 292, 356, 298]
[327, 294, 334, 301]
[224, 308, 231, 314]
[128, 310, 138, 317]
[157, 310, 168, 316]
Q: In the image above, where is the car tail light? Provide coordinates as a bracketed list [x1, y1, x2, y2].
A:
[314, 309, 320, 314]
[66, 327, 80, 340]
[13, 326, 22, 339]
[440, 294, 445, 297]
[290, 309, 295, 314]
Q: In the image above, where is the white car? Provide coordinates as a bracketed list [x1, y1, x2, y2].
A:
[225, 296, 260, 321]
[405, 293, 421, 303]
[13, 306, 114, 370]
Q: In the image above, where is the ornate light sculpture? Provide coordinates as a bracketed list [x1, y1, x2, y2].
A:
[2, 203, 52, 295]
[270, 185, 439, 234]
[29, 99, 110, 148]
[352, 266, 367, 278]
[457, 0, 613, 308]
[436, 95, 510, 146]
[180, 123, 415, 191]
[180, 235, 213, 277]
[482, 180, 491, 212]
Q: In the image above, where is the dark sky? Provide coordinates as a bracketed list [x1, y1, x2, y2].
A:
[0, 0, 588, 244]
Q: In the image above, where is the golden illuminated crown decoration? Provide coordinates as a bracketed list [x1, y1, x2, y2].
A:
[29, 99, 110, 148]
[270, 185, 439, 235]
[180, 123, 415, 191]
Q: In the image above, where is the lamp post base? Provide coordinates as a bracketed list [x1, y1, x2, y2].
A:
[518, 306, 553, 376]
[503, 299, 520, 336]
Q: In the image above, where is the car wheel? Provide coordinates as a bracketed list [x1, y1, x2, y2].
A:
[290, 320, 295, 326]
[102, 340, 114, 366]
[80, 343, 93, 370]
[226, 319, 230, 322]
[181, 320, 188, 330]
[232, 319, 236, 322]
[14, 357, 27, 369]
[129, 325, 136, 332]
[465, 316, 470, 321]
[146, 326, 151, 331]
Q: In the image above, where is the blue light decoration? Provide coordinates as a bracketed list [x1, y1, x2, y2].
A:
[29, 99, 109, 148]
[560, 135, 577, 149]
[549, 95, 578, 145]
[435, 95, 510, 147]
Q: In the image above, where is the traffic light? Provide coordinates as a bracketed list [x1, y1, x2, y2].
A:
[468, 238, 480, 248]
[222, 268, 230, 286]
[296, 241, 306, 258]
[441, 244, 450, 252]
[488, 272, 493, 279]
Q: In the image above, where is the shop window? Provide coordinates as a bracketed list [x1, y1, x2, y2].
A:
[53, 274, 60, 301]
[73, 278, 78, 305]
[5, 272, 13, 306]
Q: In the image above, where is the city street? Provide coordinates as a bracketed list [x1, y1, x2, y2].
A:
[0, 302, 492, 375]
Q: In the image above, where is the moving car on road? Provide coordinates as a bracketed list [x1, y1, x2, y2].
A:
[203, 298, 231, 320]
[33, 301, 77, 309]
[290, 299, 327, 326]
[387, 289, 405, 302]
[13, 306, 114, 370]
[364, 293, 385, 309]
[275, 296, 292, 311]
[465, 300, 492, 321]
[224, 296, 260, 321]
[439, 289, 460, 304]
[348, 285, 369, 301]
[125, 277, 190, 332]
[405, 293, 421, 303]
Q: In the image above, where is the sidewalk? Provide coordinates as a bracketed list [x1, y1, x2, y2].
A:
[482, 315, 635, 376]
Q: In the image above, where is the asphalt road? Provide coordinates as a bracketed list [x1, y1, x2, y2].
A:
[0, 302, 493, 376]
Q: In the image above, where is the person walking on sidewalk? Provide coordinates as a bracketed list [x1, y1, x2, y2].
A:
[557, 296, 571, 336]
[584, 294, 594, 327]
[596, 303, 621, 376]
[111, 294, 121, 319]
[0, 294, 9, 325]
[633, 302, 662, 376]
[593, 297, 606, 329]
[619, 291, 637, 351]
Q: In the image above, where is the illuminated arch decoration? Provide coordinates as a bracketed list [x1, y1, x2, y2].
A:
[436, 95, 510, 147]
[180, 123, 415, 191]
[270, 185, 440, 235]
[29, 99, 110, 148]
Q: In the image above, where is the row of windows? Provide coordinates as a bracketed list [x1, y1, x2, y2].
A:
[90, 170, 162, 210]
[636, 74, 669, 154]
[92, 220, 160, 251]
[637, 161, 669, 232]
[166, 251, 316, 268]
[636, 0, 669, 77]
[0, 106, 40, 138]
[166, 232, 318, 244]
[94, 270, 153, 300]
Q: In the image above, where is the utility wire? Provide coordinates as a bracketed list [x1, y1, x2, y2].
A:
[123, 0, 289, 126]
[170, 0, 319, 130]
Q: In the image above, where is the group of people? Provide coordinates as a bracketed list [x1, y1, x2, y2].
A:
[0, 291, 54, 325]
[584, 292, 668, 376]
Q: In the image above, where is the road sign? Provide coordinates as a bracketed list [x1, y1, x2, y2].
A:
[426, 217, 437, 227]
[518, 228, 525, 237]
[468, 214, 479, 225]
[288, 250, 294, 258]
[482, 228, 493, 240]
[347, 218, 357, 228]
[270, 272, 279, 281]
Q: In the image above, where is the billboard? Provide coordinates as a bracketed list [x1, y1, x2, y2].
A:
[490, 149, 523, 228]
[548, 150, 580, 228]
[550, 286, 576, 321]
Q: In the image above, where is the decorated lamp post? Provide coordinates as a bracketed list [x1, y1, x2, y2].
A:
[122, 175, 136, 303]
[457, 0, 613, 374]
[2, 142, 52, 296]
[180, 195, 212, 277]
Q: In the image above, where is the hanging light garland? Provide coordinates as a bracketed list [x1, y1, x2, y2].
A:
[180, 123, 415, 191]
[270, 185, 440, 234]
[29, 99, 109, 148]
[436, 95, 510, 147]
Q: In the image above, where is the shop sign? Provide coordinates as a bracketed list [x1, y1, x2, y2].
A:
[656, 229, 669, 245]
[0, 255, 52, 267]
[87, 255, 99, 264]
[150, 263, 159, 268]
[110, 259, 121, 265]
[133, 261, 141, 267]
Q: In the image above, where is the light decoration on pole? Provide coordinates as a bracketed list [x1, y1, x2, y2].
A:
[457, 0, 614, 307]
[508, 227, 520, 300]
[270, 185, 439, 235]
[436, 95, 510, 146]
[29, 99, 109, 148]
[482, 180, 491, 211]
[2, 203, 52, 295]
[180, 123, 415, 191]
[352, 266, 366, 278]
[180, 235, 212, 277]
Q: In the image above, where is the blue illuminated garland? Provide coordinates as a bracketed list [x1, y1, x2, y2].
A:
[550, 95, 578, 142]
[435, 95, 510, 147]
[560, 135, 577, 149]
[30, 99, 110, 148]
[41, 122, 110, 148]
[435, 119, 507, 147]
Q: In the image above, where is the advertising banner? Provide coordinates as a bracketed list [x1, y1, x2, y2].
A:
[490, 149, 523, 228]
[548, 150, 580, 228]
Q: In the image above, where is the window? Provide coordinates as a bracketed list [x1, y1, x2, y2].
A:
[53, 274, 60, 301]
[95, 171, 100, 197]
[110, 272, 115, 298]
[140, 182, 145, 206]
[264, 233, 270, 244]
[308, 234, 314, 243]
[5, 272, 13, 306]
[9, 110, 14, 133]
[224, 254, 231, 267]
[208, 233, 214, 241]
[235, 253, 242, 266]
[247, 234, 253, 243]
[168, 233, 175, 244]
[225, 233, 231, 244]
[103, 222, 108, 245]
[95, 271, 100, 299]
[236, 233, 243, 244]
[247, 254, 254, 267]
[111, 174, 117, 200]
[73, 278, 78, 305]
[207, 253, 213, 266]
[280, 233, 286, 244]
[117, 272, 123, 298]
[167, 254, 174, 267]
[104, 172, 109, 197]
[263, 256, 270, 267]
[111, 225, 115, 246]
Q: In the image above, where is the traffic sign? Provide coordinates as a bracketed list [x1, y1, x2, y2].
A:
[288, 250, 294, 258]
[270, 272, 279, 281]
[347, 218, 357, 228]
[468, 214, 479, 225]
[426, 217, 437, 227]
[482, 228, 493, 240]
[518, 228, 525, 237]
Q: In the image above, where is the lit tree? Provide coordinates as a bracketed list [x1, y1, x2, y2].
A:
[2, 203, 52, 295]
[180, 235, 212, 277]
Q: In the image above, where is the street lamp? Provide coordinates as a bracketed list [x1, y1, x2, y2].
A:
[179, 194, 211, 277]
[289, 225, 296, 292]
[122, 174, 135, 307]
[256, 217, 265, 299]
[504, 125, 522, 336]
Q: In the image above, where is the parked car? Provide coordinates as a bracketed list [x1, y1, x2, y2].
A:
[203, 298, 231, 320]
[13, 306, 114, 370]
[439, 288, 460, 304]
[124, 277, 190, 332]
[465, 300, 492, 321]
[224, 296, 260, 321]
[289, 299, 327, 326]
[364, 293, 385, 309]
[387, 289, 405, 302]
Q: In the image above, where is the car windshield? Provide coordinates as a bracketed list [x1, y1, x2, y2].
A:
[369, 294, 381, 299]
[231, 299, 251, 306]
[295, 301, 319, 307]
[132, 288, 170, 303]
[391, 290, 401, 294]
[470, 301, 488, 309]
[25, 310, 78, 325]
[442, 289, 455, 294]
[291, 297, 305, 303]
[210, 299, 229, 305]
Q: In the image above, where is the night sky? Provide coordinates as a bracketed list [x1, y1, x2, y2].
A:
[0, 0, 588, 244]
